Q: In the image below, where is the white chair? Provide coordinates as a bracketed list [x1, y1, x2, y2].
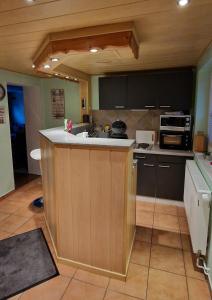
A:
[30, 149, 43, 208]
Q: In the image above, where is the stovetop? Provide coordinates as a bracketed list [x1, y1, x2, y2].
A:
[135, 143, 153, 150]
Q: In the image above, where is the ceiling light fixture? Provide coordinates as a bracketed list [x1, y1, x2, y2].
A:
[32, 64, 35, 69]
[177, 0, 190, 7]
[65, 76, 69, 79]
[50, 57, 59, 62]
[90, 48, 98, 53]
[54, 73, 59, 76]
[44, 64, 50, 69]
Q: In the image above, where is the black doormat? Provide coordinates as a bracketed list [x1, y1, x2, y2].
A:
[0, 228, 59, 300]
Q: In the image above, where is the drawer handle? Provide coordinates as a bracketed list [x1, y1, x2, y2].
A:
[144, 163, 155, 167]
[159, 165, 170, 168]
[115, 105, 125, 109]
[144, 105, 156, 108]
[160, 105, 171, 108]
[135, 156, 146, 159]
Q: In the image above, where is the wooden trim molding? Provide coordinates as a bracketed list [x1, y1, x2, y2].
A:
[33, 22, 139, 75]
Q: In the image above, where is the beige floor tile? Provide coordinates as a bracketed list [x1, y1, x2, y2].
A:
[8, 293, 22, 299]
[104, 290, 140, 300]
[150, 244, 185, 275]
[183, 251, 206, 281]
[181, 234, 192, 252]
[135, 226, 152, 243]
[57, 263, 77, 278]
[179, 217, 189, 234]
[137, 200, 155, 212]
[0, 201, 25, 214]
[152, 229, 182, 249]
[155, 203, 178, 216]
[62, 279, 105, 300]
[13, 204, 42, 218]
[153, 213, 180, 232]
[21, 275, 70, 300]
[177, 206, 186, 217]
[0, 211, 10, 222]
[0, 215, 29, 233]
[147, 268, 188, 300]
[131, 241, 151, 267]
[187, 277, 211, 300]
[109, 263, 148, 299]
[15, 216, 45, 234]
[136, 210, 154, 228]
[0, 230, 10, 240]
[74, 269, 109, 288]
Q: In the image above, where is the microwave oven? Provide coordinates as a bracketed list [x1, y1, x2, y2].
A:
[159, 115, 192, 150]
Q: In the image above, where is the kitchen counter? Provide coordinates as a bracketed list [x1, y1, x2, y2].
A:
[40, 128, 136, 280]
[40, 126, 135, 148]
[133, 144, 194, 157]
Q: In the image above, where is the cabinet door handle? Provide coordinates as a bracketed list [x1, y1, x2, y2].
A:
[135, 156, 146, 159]
[144, 163, 155, 167]
[158, 165, 170, 168]
[160, 105, 171, 108]
[144, 105, 156, 108]
[115, 105, 125, 109]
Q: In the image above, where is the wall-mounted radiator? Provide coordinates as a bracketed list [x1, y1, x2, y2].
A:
[184, 160, 211, 256]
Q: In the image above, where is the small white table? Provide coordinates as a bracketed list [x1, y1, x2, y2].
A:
[30, 149, 43, 208]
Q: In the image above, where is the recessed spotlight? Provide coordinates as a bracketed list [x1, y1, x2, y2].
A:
[26, 0, 35, 3]
[65, 76, 69, 79]
[74, 78, 78, 81]
[50, 57, 59, 62]
[177, 0, 190, 7]
[90, 48, 98, 53]
[32, 64, 35, 69]
[54, 73, 59, 76]
[44, 64, 50, 69]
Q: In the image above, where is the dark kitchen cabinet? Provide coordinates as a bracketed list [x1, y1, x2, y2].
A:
[135, 154, 157, 197]
[98, 67, 195, 111]
[127, 73, 158, 109]
[156, 162, 186, 201]
[157, 69, 194, 111]
[134, 153, 193, 201]
[99, 76, 127, 109]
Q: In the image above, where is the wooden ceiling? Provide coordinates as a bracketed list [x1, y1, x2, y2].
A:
[0, 0, 212, 76]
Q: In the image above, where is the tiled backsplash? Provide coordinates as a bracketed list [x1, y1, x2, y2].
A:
[92, 110, 163, 139]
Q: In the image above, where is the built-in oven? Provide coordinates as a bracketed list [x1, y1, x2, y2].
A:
[159, 115, 192, 150]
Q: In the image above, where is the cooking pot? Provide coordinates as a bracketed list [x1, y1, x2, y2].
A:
[111, 120, 127, 134]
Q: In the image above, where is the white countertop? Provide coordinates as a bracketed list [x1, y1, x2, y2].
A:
[40, 126, 135, 148]
[133, 144, 194, 157]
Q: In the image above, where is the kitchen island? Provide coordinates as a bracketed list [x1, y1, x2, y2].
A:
[40, 127, 136, 280]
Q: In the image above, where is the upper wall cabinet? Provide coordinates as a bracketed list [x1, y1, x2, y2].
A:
[98, 67, 195, 111]
[156, 69, 194, 111]
[99, 76, 127, 110]
[127, 73, 158, 109]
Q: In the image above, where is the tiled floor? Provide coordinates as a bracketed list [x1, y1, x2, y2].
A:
[136, 198, 189, 234]
[0, 179, 211, 300]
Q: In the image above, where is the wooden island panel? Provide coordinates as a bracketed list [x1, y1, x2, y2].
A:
[40, 135, 136, 280]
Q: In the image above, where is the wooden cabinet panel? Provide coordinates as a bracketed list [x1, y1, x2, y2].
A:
[99, 76, 127, 109]
[41, 134, 136, 279]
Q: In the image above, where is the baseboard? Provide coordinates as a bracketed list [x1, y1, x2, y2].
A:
[136, 195, 184, 207]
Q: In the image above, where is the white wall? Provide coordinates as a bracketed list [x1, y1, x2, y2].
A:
[24, 86, 42, 175]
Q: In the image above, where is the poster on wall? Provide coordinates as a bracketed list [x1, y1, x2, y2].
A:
[51, 89, 65, 119]
[0, 106, 5, 124]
